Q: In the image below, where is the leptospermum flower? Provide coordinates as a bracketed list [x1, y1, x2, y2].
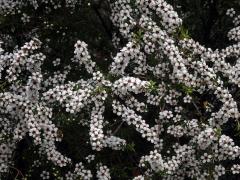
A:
[0, 0, 240, 179]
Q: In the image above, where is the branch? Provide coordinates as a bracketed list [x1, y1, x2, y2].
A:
[92, 2, 112, 39]
[9, 166, 24, 179]
[112, 121, 124, 135]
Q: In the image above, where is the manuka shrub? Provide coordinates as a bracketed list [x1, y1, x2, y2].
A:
[1, 0, 240, 179]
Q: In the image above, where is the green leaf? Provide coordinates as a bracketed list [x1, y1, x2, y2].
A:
[178, 26, 191, 40]
[125, 142, 135, 152]
[147, 80, 158, 93]
[133, 29, 144, 44]
[214, 127, 222, 138]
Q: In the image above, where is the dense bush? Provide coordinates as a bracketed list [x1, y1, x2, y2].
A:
[1, 0, 240, 179]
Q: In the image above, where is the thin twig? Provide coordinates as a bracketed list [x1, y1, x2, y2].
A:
[92, 5, 112, 39]
[192, 100, 202, 115]
[112, 121, 124, 135]
[9, 166, 24, 179]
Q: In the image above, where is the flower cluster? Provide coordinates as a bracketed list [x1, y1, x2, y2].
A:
[96, 164, 111, 180]
[0, 0, 240, 179]
[0, 0, 82, 15]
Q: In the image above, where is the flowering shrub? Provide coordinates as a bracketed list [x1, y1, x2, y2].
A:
[1, 0, 240, 179]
